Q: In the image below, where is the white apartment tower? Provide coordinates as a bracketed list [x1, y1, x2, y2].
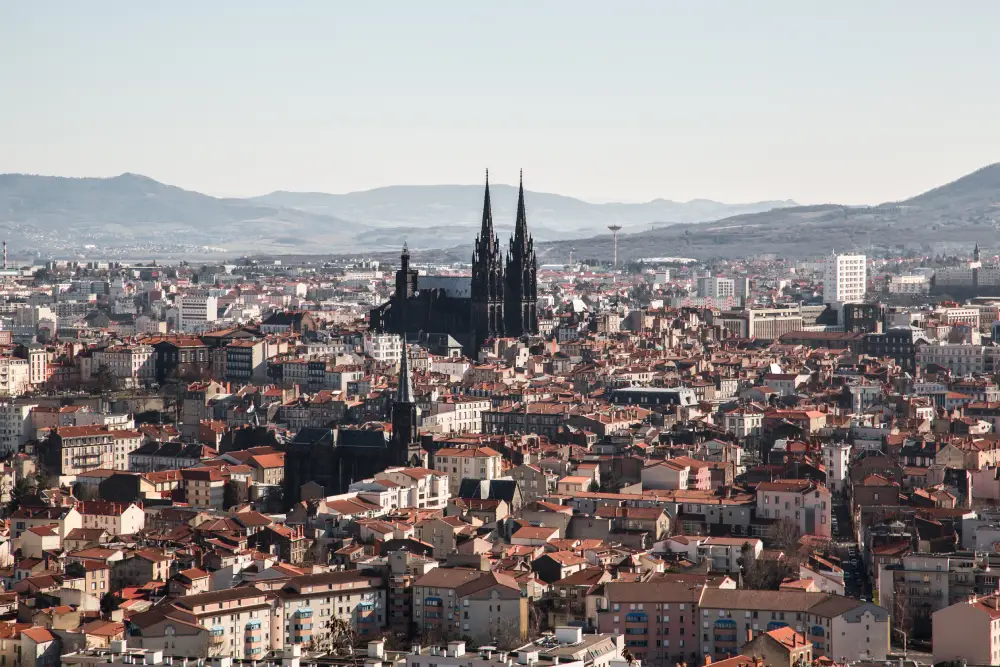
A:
[697, 276, 736, 300]
[823, 253, 867, 304]
[822, 441, 852, 494]
[177, 294, 219, 332]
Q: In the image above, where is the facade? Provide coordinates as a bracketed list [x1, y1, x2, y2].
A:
[861, 326, 927, 373]
[932, 593, 1000, 666]
[370, 172, 539, 354]
[755, 480, 832, 538]
[0, 401, 35, 455]
[412, 568, 527, 645]
[698, 589, 890, 662]
[362, 333, 402, 365]
[823, 253, 867, 304]
[277, 571, 387, 643]
[50, 425, 119, 476]
[90, 344, 155, 387]
[177, 294, 218, 332]
[596, 581, 705, 667]
[698, 276, 736, 300]
[427, 397, 492, 434]
[821, 442, 852, 494]
[716, 307, 803, 341]
[432, 446, 503, 494]
[0, 356, 30, 397]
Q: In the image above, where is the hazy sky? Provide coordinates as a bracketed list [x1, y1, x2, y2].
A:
[3, 2, 1000, 204]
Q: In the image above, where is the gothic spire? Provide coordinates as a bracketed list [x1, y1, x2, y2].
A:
[480, 169, 495, 245]
[513, 169, 528, 248]
[397, 343, 414, 404]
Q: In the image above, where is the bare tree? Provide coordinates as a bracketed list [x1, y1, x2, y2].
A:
[891, 578, 914, 639]
[770, 518, 803, 556]
[492, 614, 525, 651]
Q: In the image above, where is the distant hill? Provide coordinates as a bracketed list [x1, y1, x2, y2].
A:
[540, 163, 1000, 263]
[0, 173, 355, 254]
[250, 184, 797, 243]
[9, 163, 1000, 261]
[0, 173, 797, 256]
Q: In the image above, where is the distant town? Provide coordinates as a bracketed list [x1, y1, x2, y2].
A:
[1, 180, 999, 667]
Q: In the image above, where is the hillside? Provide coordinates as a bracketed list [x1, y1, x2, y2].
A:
[0, 173, 796, 256]
[251, 184, 796, 244]
[540, 163, 1000, 263]
[0, 173, 355, 254]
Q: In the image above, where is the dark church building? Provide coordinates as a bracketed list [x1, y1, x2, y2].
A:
[283, 349, 425, 506]
[370, 171, 539, 353]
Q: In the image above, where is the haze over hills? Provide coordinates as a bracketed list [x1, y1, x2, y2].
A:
[251, 185, 797, 248]
[538, 162, 1000, 264]
[0, 173, 796, 256]
[4, 163, 1000, 260]
[0, 172, 357, 255]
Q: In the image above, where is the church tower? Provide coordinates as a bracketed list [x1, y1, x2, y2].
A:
[390, 343, 423, 467]
[505, 170, 538, 337]
[471, 170, 505, 350]
[393, 241, 418, 331]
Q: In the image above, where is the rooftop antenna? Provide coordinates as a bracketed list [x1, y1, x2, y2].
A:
[607, 224, 622, 270]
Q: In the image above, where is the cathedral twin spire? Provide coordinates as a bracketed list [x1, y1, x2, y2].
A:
[471, 170, 539, 347]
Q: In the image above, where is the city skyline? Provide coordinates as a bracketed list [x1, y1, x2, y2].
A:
[3, 2, 1000, 204]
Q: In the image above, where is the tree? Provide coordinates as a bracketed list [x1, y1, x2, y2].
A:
[770, 518, 803, 556]
[100, 591, 119, 614]
[7, 476, 34, 514]
[891, 578, 913, 639]
[93, 364, 116, 392]
[492, 614, 526, 651]
[327, 617, 359, 655]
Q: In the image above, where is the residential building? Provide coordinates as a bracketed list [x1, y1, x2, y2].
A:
[932, 593, 1000, 666]
[412, 568, 527, 645]
[823, 253, 867, 304]
[698, 589, 890, 662]
[755, 480, 832, 538]
[432, 446, 503, 494]
[177, 294, 218, 332]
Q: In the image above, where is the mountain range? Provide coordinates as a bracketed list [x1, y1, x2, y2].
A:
[0, 172, 794, 256]
[3, 163, 1000, 260]
[538, 163, 1000, 264]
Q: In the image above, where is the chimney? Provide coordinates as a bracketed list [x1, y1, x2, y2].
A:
[704, 656, 712, 666]
[747, 628, 753, 643]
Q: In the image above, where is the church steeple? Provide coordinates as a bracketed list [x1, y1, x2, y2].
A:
[975, 242, 981, 263]
[397, 341, 414, 404]
[505, 170, 539, 337]
[513, 169, 529, 250]
[471, 170, 505, 350]
[390, 340, 422, 467]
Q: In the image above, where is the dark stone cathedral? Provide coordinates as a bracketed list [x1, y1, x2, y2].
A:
[370, 171, 538, 352]
[283, 347, 425, 506]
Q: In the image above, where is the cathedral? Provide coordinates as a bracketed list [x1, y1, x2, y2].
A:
[283, 346, 424, 505]
[369, 171, 539, 353]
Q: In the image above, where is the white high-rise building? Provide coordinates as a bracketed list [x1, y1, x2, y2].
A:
[363, 332, 402, 364]
[0, 402, 35, 455]
[823, 253, 867, 304]
[822, 442, 852, 494]
[177, 294, 218, 332]
[697, 276, 736, 299]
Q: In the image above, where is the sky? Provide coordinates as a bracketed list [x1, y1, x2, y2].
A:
[3, 2, 1000, 205]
